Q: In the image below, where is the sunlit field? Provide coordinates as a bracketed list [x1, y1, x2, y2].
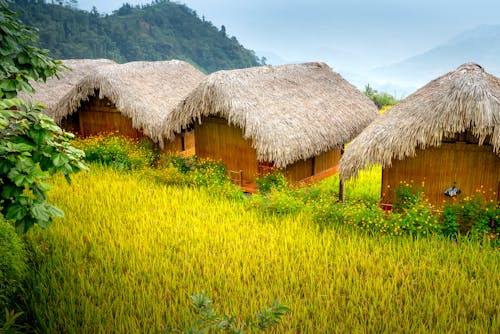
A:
[25, 165, 499, 333]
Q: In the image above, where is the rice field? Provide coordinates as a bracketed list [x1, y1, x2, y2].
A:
[26, 166, 499, 333]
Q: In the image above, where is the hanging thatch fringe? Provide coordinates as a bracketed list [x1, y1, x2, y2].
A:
[340, 63, 500, 180]
[165, 62, 378, 167]
[20, 59, 116, 114]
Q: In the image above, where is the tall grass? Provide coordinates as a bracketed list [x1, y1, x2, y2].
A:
[23, 166, 500, 333]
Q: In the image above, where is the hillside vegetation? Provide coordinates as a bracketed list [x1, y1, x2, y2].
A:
[11, 0, 263, 72]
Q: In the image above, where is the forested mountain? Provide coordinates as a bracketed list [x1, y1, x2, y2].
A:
[11, 0, 264, 73]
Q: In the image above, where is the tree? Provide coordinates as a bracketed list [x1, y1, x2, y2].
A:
[0, 0, 87, 232]
[363, 84, 398, 109]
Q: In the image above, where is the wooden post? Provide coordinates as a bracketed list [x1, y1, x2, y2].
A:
[339, 178, 345, 203]
[339, 144, 345, 203]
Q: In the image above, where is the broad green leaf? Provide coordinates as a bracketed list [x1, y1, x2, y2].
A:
[5, 203, 27, 221]
[46, 204, 64, 218]
[52, 153, 70, 167]
[31, 202, 50, 224]
[8, 142, 35, 153]
[7, 168, 26, 186]
[1, 183, 22, 199]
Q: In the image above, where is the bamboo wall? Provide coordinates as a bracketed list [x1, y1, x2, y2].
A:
[195, 117, 259, 184]
[163, 131, 195, 155]
[381, 142, 500, 206]
[284, 149, 341, 182]
[195, 116, 341, 187]
[59, 95, 143, 138]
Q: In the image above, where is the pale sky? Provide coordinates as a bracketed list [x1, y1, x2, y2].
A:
[76, 0, 500, 94]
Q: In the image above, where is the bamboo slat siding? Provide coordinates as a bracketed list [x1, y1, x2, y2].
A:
[63, 96, 143, 138]
[196, 117, 342, 188]
[163, 131, 196, 155]
[195, 117, 259, 183]
[315, 150, 341, 174]
[381, 142, 500, 206]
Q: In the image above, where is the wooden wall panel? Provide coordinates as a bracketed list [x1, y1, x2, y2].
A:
[60, 113, 80, 134]
[163, 136, 183, 152]
[314, 149, 341, 174]
[163, 131, 195, 154]
[285, 158, 314, 182]
[75, 95, 144, 138]
[195, 117, 259, 181]
[184, 131, 195, 151]
[382, 142, 500, 206]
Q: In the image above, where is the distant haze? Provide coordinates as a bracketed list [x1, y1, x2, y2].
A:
[77, 0, 500, 95]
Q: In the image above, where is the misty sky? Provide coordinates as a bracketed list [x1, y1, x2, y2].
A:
[77, 0, 500, 70]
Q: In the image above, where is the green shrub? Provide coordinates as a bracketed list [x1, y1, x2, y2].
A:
[363, 84, 399, 109]
[392, 182, 424, 211]
[255, 172, 288, 194]
[73, 134, 160, 170]
[173, 292, 290, 333]
[148, 154, 244, 201]
[0, 217, 27, 325]
[251, 188, 305, 216]
[441, 194, 499, 245]
[0, 100, 87, 232]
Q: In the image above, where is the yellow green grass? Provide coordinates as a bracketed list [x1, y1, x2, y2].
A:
[26, 166, 499, 333]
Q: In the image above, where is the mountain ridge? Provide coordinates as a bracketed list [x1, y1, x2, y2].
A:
[367, 24, 500, 93]
[11, 0, 263, 73]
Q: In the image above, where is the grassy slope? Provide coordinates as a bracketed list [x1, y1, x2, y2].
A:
[26, 166, 499, 333]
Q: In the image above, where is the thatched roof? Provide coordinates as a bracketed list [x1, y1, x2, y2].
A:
[23, 59, 205, 144]
[164, 62, 378, 167]
[340, 63, 500, 180]
[20, 58, 116, 111]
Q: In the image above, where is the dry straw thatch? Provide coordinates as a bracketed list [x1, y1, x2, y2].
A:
[165, 62, 378, 167]
[340, 63, 500, 180]
[20, 58, 116, 112]
[23, 59, 205, 144]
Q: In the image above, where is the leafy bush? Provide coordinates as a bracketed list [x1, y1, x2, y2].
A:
[255, 172, 288, 194]
[145, 154, 244, 201]
[73, 134, 160, 170]
[0, 0, 87, 232]
[312, 180, 499, 246]
[363, 84, 399, 109]
[175, 292, 290, 333]
[0, 217, 27, 326]
[441, 193, 499, 244]
[0, 100, 88, 232]
[392, 181, 424, 211]
[251, 187, 306, 216]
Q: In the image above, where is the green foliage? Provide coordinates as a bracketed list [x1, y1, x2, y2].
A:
[11, 0, 263, 73]
[312, 181, 499, 245]
[255, 172, 288, 194]
[0, 0, 87, 231]
[392, 181, 424, 211]
[0, 216, 27, 327]
[0, 100, 88, 232]
[441, 194, 499, 243]
[0, 0, 64, 98]
[177, 292, 290, 333]
[251, 187, 305, 216]
[363, 84, 399, 109]
[148, 153, 243, 201]
[72, 134, 160, 171]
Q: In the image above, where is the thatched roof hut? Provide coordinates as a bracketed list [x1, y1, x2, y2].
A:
[20, 58, 116, 112]
[165, 62, 378, 168]
[340, 63, 500, 181]
[24, 59, 205, 144]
